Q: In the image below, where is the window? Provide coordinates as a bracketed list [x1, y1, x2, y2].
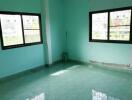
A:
[0, 14, 24, 46]
[109, 10, 131, 41]
[0, 11, 42, 50]
[92, 12, 108, 40]
[22, 15, 41, 43]
[89, 7, 132, 43]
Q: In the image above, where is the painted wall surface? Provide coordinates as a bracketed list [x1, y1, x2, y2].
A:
[65, 0, 132, 65]
[48, 0, 65, 62]
[0, 0, 45, 78]
[1, 0, 132, 78]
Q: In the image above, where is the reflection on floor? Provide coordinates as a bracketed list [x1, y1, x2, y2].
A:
[0, 62, 132, 100]
[92, 89, 120, 100]
[26, 93, 45, 100]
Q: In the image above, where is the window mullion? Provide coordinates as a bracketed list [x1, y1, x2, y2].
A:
[20, 15, 25, 44]
[108, 12, 110, 41]
[0, 19, 4, 48]
[130, 9, 132, 42]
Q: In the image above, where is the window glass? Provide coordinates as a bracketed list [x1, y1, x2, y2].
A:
[22, 15, 40, 29]
[109, 10, 131, 41]
[0, 14, 23, 46]
[22, 15, 41, 43]
[24, 30, 41, 43]
[92, 12, 108, 40]
[110, 10, 131, 26]
[110, 26, 130, 40]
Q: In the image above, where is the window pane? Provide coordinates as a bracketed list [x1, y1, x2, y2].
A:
[0, 14, 23, 46]
[92, 12, 108, 40]
[24, 30, 41, 43]
[110, 10, 131, 26]
[22, 15, 40, 29]
[110, 26, 130, 41]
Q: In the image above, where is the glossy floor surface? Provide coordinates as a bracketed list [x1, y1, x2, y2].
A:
[0, 62, 132, 100]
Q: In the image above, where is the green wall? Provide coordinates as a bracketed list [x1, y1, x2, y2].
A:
[0, 0, 45, 79]
[48, 0, 65, 62]
[41, 0, 65, 63]
[1, 0, 131, 79]
[0, 0, 65, 79]
[65, 0, 132, 65]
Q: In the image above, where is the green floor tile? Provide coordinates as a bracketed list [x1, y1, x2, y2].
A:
[0, 62, 132, 100]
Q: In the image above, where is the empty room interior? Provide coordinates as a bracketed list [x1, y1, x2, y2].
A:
[0, 0, 132, 100]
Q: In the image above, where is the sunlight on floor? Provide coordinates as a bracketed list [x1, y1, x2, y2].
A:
[50, 70, 68, 76]
[50, 65, 80, 76]
[67, 65, 80, 70]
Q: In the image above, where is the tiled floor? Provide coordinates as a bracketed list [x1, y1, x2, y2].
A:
[0, 62, 132, 100]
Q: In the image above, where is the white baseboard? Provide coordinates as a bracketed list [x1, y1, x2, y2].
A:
[69, 59, 132, 73]
[89, 60, 132, 72]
